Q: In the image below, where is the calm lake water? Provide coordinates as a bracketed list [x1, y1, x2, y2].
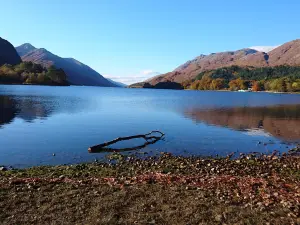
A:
[1, 85, 300, 168]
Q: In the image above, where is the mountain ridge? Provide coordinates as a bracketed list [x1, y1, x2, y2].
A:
[147, 39, 300, 85]
[0, 37, 22, 66]
[16, 44, 118, 87]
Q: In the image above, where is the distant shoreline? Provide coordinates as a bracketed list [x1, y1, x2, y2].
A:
[129, 86, 300, 94]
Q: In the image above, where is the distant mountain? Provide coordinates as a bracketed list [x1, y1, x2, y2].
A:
[0, 37, 21, 66]
[106, 78, 127, 87]
[16, 43, 117, 87]
[15, 43, 36, 57]
[147, 39, 300, 85]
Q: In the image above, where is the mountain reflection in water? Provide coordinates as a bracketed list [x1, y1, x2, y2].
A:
[0, 96, 18, 126]
[0, 95, 89, 126]
[185, 105, 300, 141]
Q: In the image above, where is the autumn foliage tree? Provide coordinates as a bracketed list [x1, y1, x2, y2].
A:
[0, 62, 69, 86]
[229, 80, 238, 91]
[181, 80, 192, 89]
[252, 81, 264, 91]
[210, 78, 226, 90]
[190, 80, 201, 90]
[198, 76, 213, 90]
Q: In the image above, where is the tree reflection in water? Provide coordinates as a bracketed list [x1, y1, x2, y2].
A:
[0, 95, 88, 127]
[185, 105, 300, 141]
[0, 96, 19, 126]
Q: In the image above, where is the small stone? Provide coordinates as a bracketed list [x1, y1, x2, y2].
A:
[261, 173, 269, 178]
[215, 214, 223, 222]
[257, 202, 263, 206]
[259, 206, 266, 211]
[288, 213, 296, 218]
[0, 166, 7, 171]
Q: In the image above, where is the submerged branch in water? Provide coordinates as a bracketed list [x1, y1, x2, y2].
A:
[88, 131, 165, 153]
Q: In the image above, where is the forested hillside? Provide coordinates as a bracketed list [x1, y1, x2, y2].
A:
[183, 65, 300, 92]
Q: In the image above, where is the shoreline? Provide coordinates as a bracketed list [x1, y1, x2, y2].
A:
[185, 89, 300, 94]
[129, 86, 300, 94]
[1, 151, 299, 224]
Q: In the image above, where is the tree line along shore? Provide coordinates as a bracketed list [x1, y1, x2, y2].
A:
[0, 62, 69, 86]
[182, 65, 300, 92]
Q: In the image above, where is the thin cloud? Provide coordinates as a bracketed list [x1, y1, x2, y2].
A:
[141, 70, 160, 76]
[249, 46, 279, 53]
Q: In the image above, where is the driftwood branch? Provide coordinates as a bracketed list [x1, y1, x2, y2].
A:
[88, 131, 165, 153]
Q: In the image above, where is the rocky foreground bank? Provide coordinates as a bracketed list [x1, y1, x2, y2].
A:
[0, 150, 300, 224]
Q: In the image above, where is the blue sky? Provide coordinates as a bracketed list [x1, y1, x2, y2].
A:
[1, 0, 300, 84]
